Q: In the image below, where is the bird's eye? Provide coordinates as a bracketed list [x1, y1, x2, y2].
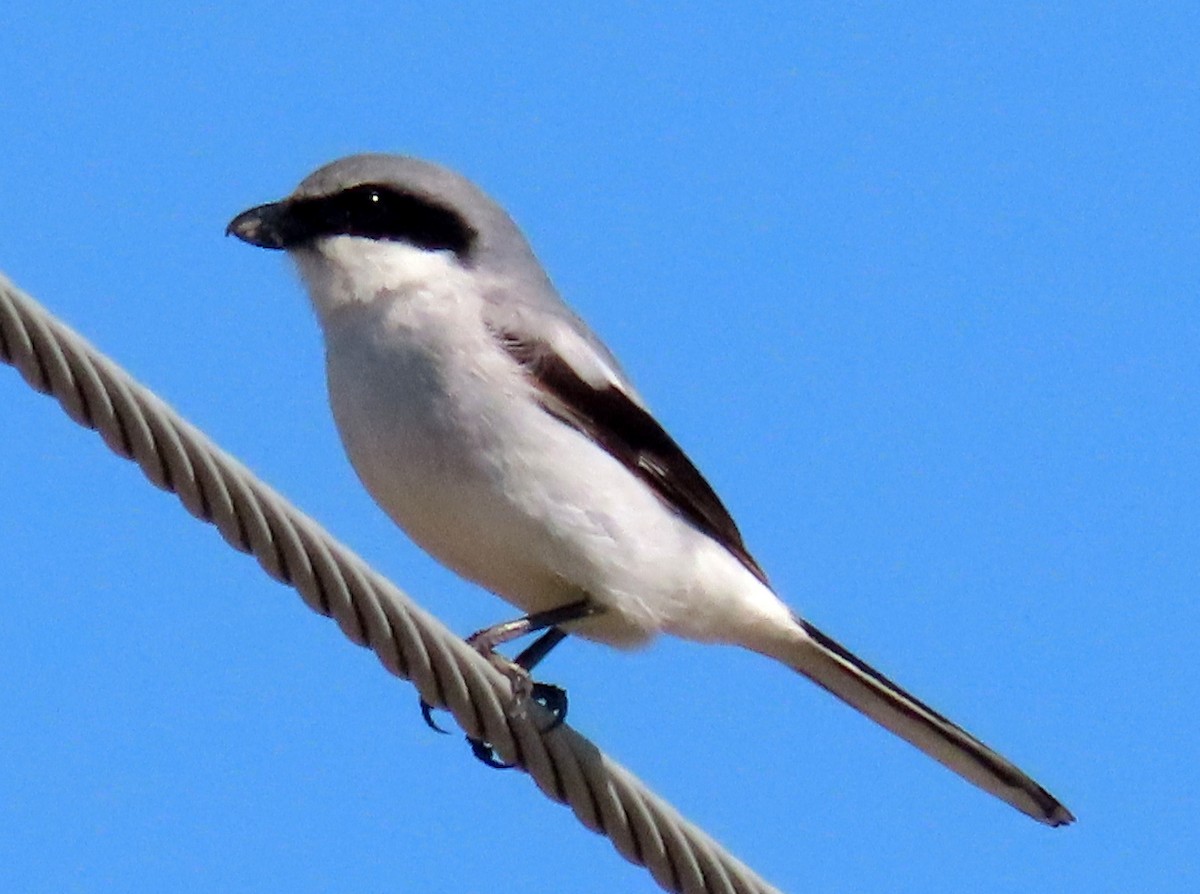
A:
[301, 184, 476, 257]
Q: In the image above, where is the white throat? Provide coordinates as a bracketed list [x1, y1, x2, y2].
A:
[289, 236, 465, 325]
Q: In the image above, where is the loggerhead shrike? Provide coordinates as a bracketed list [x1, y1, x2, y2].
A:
[227, 154, 1073, 826]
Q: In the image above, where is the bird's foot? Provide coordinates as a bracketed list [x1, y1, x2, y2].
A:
[418, 651, 570, 768]
[464, 682, 569, 768]
[418, 606, 588, 766]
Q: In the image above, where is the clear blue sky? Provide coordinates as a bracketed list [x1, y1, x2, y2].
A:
[2, 4, 1196, 892]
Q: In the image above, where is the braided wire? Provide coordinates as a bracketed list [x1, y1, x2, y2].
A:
[0, 273, 782, 894]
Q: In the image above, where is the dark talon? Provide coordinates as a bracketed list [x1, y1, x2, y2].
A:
[531, 682, 569, 730]
[469, 737, 515, 769]
[463, 685, 567, 769]
[419, 698, 451, 734]
[420, 605, 592, 764]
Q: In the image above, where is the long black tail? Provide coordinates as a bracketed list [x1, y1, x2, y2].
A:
[776, 618, 1073, 826]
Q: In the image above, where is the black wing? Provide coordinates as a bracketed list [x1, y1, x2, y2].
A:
[492, 327, 769, 587]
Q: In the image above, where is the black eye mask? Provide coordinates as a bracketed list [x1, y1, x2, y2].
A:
[288, 184, 478, 256]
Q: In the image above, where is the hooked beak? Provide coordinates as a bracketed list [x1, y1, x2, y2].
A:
[226, 200, 303, 250]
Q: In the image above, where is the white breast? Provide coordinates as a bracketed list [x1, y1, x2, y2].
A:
[292, 237, 792, 650]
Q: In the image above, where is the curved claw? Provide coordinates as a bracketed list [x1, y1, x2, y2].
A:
[468, 737, 515, 769]
[531, 682, 569, 730]
[463, 685, 568, 769]
[419, 698, 452, 735]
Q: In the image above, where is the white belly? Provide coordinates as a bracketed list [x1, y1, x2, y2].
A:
[320, 298, 687, 645]
[314, 272, 791, 651]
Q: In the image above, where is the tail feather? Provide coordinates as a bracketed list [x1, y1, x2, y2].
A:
[781, 618, 1073, 826]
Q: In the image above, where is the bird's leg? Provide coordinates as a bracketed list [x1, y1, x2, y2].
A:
[465, 599, 593, 698]
[465, 598, 595, 654]
[461, 627, 574, 768]
[418, 626, 569, 735]
[463, 604, 594, 768]
[419, 599, 598, 764]
[512, 626, 570, 725]
[513, 625, 568, 673]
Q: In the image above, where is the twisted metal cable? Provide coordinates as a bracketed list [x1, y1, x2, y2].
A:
[0, 273, 782, 894]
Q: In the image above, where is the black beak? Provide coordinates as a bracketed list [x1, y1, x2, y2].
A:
[226, 200, 302, 250]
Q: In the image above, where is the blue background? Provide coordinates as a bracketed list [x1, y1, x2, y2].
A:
[2, 4, 1196, 892]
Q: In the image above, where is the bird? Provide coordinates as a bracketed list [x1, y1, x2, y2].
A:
[226, 153, 1073, 827]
